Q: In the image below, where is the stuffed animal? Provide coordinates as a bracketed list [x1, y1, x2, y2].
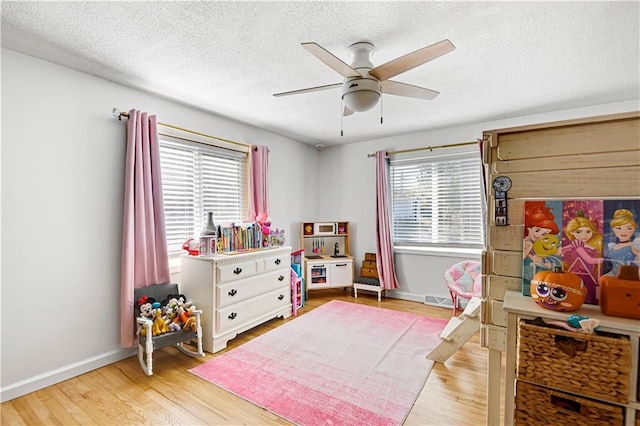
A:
[176, 305, 197, 332]
[169, 293, 192, 310]
[137, 296, 156, 336]
[137, 296, 155, 319]
[151, 308, 168, 336]
[163, 297, 182, 332]
[270, 228, 285, 246]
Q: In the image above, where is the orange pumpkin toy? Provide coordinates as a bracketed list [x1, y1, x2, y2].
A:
[530, 267, 587, 312]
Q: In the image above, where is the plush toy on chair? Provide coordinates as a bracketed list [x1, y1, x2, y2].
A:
[134, 283, 204, 376]
[445, 261, 482, 316]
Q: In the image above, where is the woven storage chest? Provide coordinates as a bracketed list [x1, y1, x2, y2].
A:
[517, 320, 631, 404]
[515, 381, 624, 426]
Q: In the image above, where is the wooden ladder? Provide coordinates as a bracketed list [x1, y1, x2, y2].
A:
[426, 296, 481, 363]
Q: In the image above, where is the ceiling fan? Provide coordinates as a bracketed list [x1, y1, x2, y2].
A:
[273, 39, 455, 117]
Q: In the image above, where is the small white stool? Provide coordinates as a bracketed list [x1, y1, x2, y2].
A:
[353, 277, 384, 302]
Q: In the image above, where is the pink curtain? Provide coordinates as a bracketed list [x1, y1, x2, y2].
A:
[375, 150, 399, 290]
[120, 110, 170, 348]
[248, 145, 269, 221]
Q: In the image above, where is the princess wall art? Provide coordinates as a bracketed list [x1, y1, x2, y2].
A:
[523, 199, 640, 305]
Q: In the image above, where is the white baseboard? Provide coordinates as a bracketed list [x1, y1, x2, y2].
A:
[385, 290, 425, 303]
[1, 347, 136, 403]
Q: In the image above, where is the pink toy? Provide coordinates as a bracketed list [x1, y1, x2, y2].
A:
[256, 212, 271, 246]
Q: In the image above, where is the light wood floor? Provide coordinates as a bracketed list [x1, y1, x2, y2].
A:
[1, 289, 504, 425]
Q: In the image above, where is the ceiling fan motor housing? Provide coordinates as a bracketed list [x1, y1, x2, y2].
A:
[341, 42, 381, 112]
[348, 42, 375, 69]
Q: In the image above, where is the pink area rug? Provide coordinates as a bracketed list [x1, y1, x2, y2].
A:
[190, 300, 447, 426]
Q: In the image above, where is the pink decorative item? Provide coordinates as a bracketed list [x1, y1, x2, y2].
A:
[256, 211, 272, 247]
[182, 239, 199, 256]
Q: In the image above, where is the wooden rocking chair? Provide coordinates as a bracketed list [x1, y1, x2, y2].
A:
[134, 283, 204, 375]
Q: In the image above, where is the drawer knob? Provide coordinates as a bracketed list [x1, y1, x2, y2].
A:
[278, 294, 284, 300]
[278, 275, 285, 281]
[228, 289, 237, 296]
[233, 267, 242, 275]
[275, 258, 281, 265]
[228, 312, 237, 320]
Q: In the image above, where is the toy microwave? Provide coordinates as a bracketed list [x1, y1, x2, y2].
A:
[314, 222, 337, 235]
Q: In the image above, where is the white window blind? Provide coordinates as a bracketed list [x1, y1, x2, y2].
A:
[390, 150, 484, 249]
[159, 137, 248, 260]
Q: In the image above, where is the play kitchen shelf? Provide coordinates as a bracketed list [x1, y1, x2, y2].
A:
[300, 221, 354, 295]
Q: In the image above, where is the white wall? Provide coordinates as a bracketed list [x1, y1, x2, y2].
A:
[0, 48, 318, 401]
[2, 46, 638, 401]
[318, 100, 640, 302]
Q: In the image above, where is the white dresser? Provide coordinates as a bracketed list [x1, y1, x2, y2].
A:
[180, 246, 292, 353]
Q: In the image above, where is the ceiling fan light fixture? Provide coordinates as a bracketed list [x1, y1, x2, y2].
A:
[343, 91, 380, 112]
[341, 78, 381, 112]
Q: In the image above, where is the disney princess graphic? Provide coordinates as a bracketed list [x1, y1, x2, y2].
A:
[562, 207, 603, 304]
[603, 207, 640, 276]
[522, 201, 562, 296]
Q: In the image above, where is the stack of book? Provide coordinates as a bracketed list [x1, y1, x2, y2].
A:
[218, 222, 264, 253]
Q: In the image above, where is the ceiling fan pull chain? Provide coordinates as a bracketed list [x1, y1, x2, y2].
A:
[340, 99, 344, 136]
[380, 94, 384, 124]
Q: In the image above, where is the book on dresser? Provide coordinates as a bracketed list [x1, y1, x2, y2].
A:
[180, 246, 293, 353]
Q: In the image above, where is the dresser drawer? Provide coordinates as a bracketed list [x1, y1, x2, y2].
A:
[216, 260, 257, 283]
[216, 268, 289, 308]
[216, 286, 291, 334]
[262, 252, 291, 272]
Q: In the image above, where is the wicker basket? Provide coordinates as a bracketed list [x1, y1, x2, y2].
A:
[515, 381, 624, 426]
[517, 320, 631, 404]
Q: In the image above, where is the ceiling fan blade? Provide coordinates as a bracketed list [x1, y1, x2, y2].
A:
[273, 83, 341, 97]
[381, 80, 439, 100]
[343, 105, 354, 116]
[301, 42, 361, 78]
[369, 39, 455, 81]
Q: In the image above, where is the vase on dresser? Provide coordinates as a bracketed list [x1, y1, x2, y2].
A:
[201, 212, 216, 236]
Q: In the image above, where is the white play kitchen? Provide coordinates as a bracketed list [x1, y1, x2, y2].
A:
[300, 221, 354, 295]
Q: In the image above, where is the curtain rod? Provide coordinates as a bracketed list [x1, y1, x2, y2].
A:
[367, 140, 477, 158]
[112, 108, 253, 150]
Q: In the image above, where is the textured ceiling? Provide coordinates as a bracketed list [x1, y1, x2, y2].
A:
[2, 1, 639, 147]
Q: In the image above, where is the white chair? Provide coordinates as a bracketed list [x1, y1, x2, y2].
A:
[134, 283, 204, 375]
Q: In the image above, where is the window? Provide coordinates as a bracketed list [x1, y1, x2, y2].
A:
[390, 149, 484, 250]
[159, 136, 248, 264]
